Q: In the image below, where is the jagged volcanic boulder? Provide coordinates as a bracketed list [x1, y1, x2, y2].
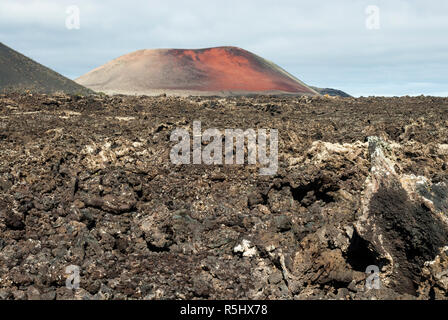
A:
[355, 136, 448, 295]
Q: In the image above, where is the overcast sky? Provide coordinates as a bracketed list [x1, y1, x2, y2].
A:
[0, 0, 447, 97]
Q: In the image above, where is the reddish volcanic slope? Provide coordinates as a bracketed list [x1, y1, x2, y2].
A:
[76, 47, 318, 96]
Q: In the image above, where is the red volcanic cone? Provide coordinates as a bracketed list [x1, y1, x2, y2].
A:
[76, 46, 318, 96]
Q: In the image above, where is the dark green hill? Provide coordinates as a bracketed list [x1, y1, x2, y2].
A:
[0, 42, 92, 94]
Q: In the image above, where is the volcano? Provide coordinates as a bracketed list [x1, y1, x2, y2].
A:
[0, 42, 91, 95]
[76, 46, 318, 96]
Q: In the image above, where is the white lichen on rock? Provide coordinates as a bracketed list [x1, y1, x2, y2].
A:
[233, 239, 257, 257]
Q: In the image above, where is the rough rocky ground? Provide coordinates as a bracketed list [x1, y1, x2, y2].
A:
[0, 93, 448, 300]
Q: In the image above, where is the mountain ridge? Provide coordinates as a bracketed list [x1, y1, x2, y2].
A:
[76, 46, 319, 97]
[0, 42, 92, 95]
